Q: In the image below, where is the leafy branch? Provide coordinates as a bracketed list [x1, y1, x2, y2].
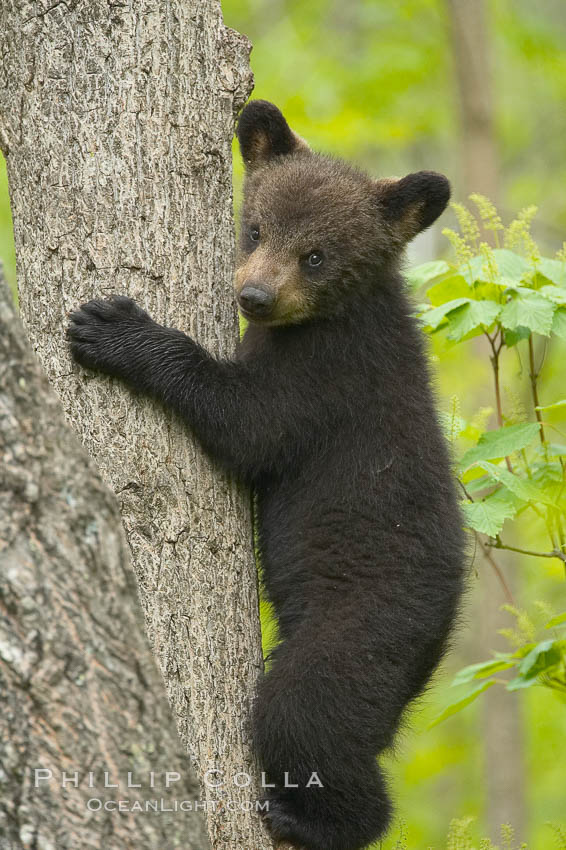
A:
[409, 197, 566, 721]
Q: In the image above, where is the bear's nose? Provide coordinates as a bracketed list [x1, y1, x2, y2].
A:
[238, 284, 275, 318]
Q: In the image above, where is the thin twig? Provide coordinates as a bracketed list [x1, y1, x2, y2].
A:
[528, 334, 547, 456]
[486, 330, 513, 473]
[456, 481, 515, 600]
[457, 478, 474, 503]
[488, 538, 566, 564]
[519, 447, 533, 479]
[476, 534, 515, 605]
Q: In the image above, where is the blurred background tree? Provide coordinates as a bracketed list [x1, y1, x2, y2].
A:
[447, 1, 524, 840]
[1, 0, 564, 847]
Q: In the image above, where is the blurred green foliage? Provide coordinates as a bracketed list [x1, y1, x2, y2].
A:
[411, 200, 566, 727]
[225, 0, 566, 250]
[1, 0, 565, 846]
[416, 201, 566, 552]
[0, 157, 16, 290]
[384, 816, 566, 849]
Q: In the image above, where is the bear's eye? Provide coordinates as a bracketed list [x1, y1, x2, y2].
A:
[249, 226, 260, 242]
[307, 251, 323, 268]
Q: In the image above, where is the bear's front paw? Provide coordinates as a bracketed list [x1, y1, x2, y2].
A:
[67, 295, 154, 375]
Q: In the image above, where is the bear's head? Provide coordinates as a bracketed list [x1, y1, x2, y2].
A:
[235, 100, 450, 326]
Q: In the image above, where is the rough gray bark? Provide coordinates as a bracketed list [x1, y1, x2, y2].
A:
[0, 269, 209, 850]
[0, 2, 276, 848]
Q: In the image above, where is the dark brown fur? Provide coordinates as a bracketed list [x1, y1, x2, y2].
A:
[67, 100, 465, 850]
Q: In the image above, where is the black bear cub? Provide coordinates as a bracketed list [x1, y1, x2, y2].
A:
[69, 100, 466, 850]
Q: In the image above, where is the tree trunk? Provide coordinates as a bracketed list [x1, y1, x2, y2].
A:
[446, 0, 498, 200]
[0, 269, 209, 850]
[0, 3, 276, 848]
[446, 1, 526, 840]
[479, 554, 526, 843]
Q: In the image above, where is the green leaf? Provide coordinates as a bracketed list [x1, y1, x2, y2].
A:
[530, 458, 564, 488]
[460, 255, 485, 286]
[506, 675, 541, 691]
[471, 280, 507, 302]
[460, 248, 529, 286]
[492, 249, 530, 282]
[510, 642, 537, 661]
[500, 291, 556, 336]
[503, 326, 531, 347]
[539, 285, 566, 305]
[552, 307, 566, 340]
[518, 639, 563, 675]
[451, 656, 514, 687]
[499, 276, 527, 292]
[539, 257, 566, 287]
[419, 298, 471, 330]
[545, 612, 566, 629]
[429, 681, 495, 727]
[506, 639, 564, 690]
[535, 399, 566, 411]
[530, 271, 553, 291]
[406, 260, 451, 290]
[475, 461, 553, 506]
[461, 471, 494, 496]
[547, 443, 566, 458]
[459, 251, 525, 287]
[461, 496, 517, 536]
[426, 274, 470, 306]
[459, 423, 541, 470]
[445, 300, 501, 341]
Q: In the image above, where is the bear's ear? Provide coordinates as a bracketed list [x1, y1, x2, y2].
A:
[376, 171, 451, 242]
[236, 100, 310, 172]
